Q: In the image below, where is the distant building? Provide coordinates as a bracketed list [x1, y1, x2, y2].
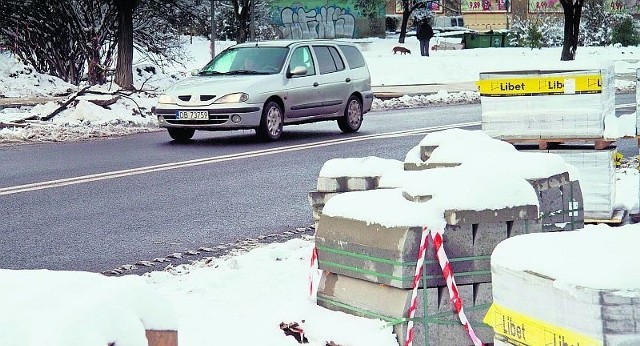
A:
[385, 0, 636, 31]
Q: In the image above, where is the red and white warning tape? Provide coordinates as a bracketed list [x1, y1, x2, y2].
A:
[405, 227, 483, 346]
[430, 228, 483, 346]
[311, 227, 483, 346]
[309, 246, 318, 297]
[404, 226, 430, 346]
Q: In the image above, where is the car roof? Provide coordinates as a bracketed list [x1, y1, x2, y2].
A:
[232, 39, 356, 49]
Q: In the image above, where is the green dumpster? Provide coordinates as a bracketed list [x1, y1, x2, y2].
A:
[490, 33, 504, 47]
[464, 31, 508, 49]
[464, 32, 491, 48]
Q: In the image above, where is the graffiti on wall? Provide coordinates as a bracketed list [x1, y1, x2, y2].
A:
[279, 6, 356, 39]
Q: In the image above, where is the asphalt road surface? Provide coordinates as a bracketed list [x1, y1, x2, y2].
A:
[0, 96, 636, 274]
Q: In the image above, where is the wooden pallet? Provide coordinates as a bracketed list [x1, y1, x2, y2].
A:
[503, 138, 616, 150]
[584, 209, 625, 225]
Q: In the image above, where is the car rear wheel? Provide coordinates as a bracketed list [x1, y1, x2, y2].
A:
[168, 128, 195, 142]
[256, 101, 283, 141]
[338, 95, 362, 133]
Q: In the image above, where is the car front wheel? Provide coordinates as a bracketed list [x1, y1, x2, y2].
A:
[167, 128, 195, 142]
[338, 95, 362, 133]
[256, 101, 283, 141]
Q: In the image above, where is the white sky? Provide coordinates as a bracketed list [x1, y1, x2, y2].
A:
[1, 36, 640, 345]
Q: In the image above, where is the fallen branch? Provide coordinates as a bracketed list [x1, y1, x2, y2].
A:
[0, 122, 29, 129]
[37, 86, 151, 121]
[87, 95, 121, 107]
[39, 85, 91, 121]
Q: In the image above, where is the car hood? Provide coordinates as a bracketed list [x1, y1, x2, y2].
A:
[166, 75, 276, 96]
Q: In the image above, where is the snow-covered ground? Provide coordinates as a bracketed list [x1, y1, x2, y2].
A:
[2, 36, 640, 346]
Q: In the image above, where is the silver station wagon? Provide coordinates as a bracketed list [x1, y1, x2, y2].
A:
[153, 39, 374, 142]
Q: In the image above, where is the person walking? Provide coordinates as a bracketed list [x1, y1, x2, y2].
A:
[416, 18, 434, 56]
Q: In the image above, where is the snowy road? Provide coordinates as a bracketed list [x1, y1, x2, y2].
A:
[0, 96, 636, 274]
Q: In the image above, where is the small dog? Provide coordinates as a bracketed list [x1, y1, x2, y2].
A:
[431, 44, 439, 51]
[392, 46, 411, 55]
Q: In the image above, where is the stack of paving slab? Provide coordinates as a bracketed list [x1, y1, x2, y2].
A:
[549, 147, 617, 220]
[636, 68, 640, 138]
[309, 129, 585, 346]
[400, 129, 584, 232]
[486, 226, 640, 346]
[479, 62, 616, 140]
[308, 156, 403, 229]
[479, 61, 623, 221]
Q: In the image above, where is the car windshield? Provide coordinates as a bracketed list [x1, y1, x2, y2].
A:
[199, 46, 289, 75]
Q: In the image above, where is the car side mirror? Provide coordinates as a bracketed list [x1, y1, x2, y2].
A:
[191, 69, 200, 76]
[287, 66, 307, 78]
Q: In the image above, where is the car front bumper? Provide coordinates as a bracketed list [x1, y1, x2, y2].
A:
[154, 104, 263, 130]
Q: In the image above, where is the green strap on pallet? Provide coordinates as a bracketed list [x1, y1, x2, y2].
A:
[317, 245, 491, 283]
[316, 295, 492, 338]
[318, 259, 491, 282]
[317, 244, 492, 345]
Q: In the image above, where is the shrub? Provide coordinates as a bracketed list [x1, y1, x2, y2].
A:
[526, 22, 544, 49]
[385, 16, 400, 32]
[579, 1, 622, 46]
[510, 15, 563, 48]
[612, 17, 640, 46]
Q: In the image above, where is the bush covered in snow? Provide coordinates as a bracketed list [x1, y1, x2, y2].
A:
[510, 5, 638, 48]
[509, 15, 563, 48]
[612, 17, 640, 46]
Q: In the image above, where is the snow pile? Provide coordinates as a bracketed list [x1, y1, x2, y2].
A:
[146, 237, 399, 346]
[0, 52, 76, 98]
[0, 269, 176, 346]
[372, 90, 480, 109]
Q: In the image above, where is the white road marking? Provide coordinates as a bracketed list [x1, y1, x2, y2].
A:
[0, 122, 480, 196]
[616, 103, 636, 109]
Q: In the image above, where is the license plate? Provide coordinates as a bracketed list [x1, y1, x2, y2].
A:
[176, 110, 209, 120]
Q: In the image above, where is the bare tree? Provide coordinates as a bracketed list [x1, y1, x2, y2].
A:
[559, 0, 585, 60]
[0, 0, 196, 87]
[213, 0, 276, 43]
[0, 0, 117, 85]
[397, 0, 439, 43]
[232, 0, 252, 43]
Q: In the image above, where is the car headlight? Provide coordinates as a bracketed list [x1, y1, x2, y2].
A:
[214, 93, 249, 104]
[158, 94, 176, 104]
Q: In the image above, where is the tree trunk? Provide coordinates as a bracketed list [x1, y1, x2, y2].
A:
[398, 1, 427, 44]
[399, 10, 411, 43]
[559, 0, 584, 61]
[114, 0, 137, 90]
[233, 0, 250, 43]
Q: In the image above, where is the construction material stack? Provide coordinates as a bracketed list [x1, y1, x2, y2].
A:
[478, 62, 622, 221]
[485, 226, 640, 346]
[308, 129, 584, 346]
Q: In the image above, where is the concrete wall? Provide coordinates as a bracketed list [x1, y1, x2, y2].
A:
[270, 0, 386, 39]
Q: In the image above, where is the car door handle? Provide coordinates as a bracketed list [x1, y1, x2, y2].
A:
[345, 78, 351, 83]
[313, 82, 319, 87]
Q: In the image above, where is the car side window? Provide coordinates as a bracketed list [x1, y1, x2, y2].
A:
[338, 45, 366, 69]
[289, 46, 315, 76]
[312, 46, 345, 75]
[328, 47, 345, 71]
